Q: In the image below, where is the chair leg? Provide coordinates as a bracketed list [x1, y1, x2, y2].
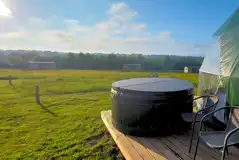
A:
[189, 121, 196, 153]
[221, 147, 227, 160]
[193, 135, 200, 160]
[226, 147, 229, 155]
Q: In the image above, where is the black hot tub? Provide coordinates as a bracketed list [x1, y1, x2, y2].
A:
[111, 78, 194, 137]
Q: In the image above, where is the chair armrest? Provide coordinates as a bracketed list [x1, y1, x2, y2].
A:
[186, 95, 210, 113]
[199, 106, 239, 132]
[187, 95, 209, 103]
[194, 95, 218, 117]
[201, 106, 239, 122]
[193, 103, 218, 123]
[187, 95, 218, 106]
[195, 102, 217, 114]
[224, 128, 239, 147]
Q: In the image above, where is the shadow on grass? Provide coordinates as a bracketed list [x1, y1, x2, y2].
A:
[9, 83, 15, 88]
[39, 103, 57, 117]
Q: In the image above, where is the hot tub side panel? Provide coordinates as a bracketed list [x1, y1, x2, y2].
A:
[111, 88, 194, 137]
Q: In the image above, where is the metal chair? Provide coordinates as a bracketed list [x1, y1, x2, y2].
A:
[193, 106, 239, 160]
[181, 95, 219, 153]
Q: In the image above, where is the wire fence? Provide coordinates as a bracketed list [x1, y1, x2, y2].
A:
[0, 71, 198, 110]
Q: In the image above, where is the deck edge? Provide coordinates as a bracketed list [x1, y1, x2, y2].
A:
[101, 110, 143, 160]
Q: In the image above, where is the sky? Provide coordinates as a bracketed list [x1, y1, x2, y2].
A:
[0, 0, 238, 56]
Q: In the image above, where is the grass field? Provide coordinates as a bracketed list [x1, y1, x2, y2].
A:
[0, 69, 198, 159]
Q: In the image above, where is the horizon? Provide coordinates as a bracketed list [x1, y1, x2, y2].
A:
[0, 0, 238, 56]
[0, 49, 205, 57]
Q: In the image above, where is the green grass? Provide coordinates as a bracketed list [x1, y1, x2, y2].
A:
[0, 69, 198, 159]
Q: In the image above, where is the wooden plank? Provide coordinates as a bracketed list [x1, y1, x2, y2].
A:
[127, 136, 156, 160]
[172, 134, 220, 160]
[101, 111, 143, 160]
[159, 137, 192, 160]
[173, 131, 239, 160]
[147, 138, 181, 160]
[104, 110, 167, 160]
[227, 147, 239, 160]
[102, 110, 122, 138]
[167, 135, 207, 160]
[101, 110, 239, 160]
[137, 137, 168, 160]
[102, 110, 168, 160]
[165, 135, 205, 160]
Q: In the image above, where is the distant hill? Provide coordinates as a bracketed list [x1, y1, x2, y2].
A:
[0, 49, 203, 71]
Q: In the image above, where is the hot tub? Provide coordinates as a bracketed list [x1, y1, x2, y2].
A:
[111, 78, 194, 137]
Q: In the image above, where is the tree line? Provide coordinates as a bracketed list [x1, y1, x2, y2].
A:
[0, 50, 203, 72]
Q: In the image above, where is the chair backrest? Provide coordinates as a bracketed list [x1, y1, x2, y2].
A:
[203, 95, 219, 114]
[213, 88, 228, 124]
[195, 95, 218, 117]
[202, 89, 212, 107]
[195, 89, 215, 111]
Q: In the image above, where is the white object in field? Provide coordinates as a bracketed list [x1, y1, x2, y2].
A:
[184, 67, 188, 73]
[150, 73, 158, 77]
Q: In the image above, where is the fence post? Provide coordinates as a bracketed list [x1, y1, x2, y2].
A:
[9, 76, 12, 85]
[35, 84, 40, 104]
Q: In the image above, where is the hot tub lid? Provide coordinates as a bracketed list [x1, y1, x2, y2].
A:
[112, 78, 194, 93]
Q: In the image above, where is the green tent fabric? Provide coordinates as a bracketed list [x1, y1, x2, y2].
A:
[214, 7, 239, 105]
[214, 7, 239, 37]
[199, 7, 239, 106]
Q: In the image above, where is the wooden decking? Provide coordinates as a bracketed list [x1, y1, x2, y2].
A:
[101, 110, 239, 160]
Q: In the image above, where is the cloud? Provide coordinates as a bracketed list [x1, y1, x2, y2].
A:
[28, 17, 49, 28]
[0, 2, 213, 55]
[0, 32, 23, 39]
[0, 1, 12, 17]
[64, 19, 80, 25]
[109, 3, 127, 14]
